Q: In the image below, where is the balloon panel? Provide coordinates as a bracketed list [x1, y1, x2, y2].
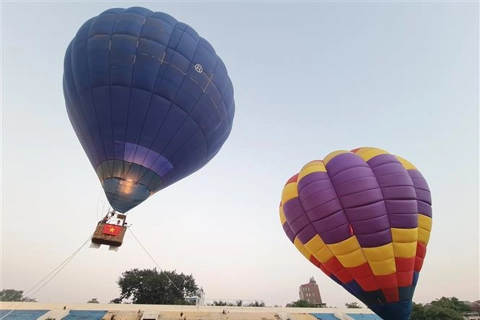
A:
[64, 7, 235, 213]
[279, 148, 432, 320]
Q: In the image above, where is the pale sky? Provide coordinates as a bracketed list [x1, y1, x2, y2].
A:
[1, 1, 479, 309]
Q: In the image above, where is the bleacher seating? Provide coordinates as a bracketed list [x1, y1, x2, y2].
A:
[311, 313, 340, 320]
[347, 314, 383, 320]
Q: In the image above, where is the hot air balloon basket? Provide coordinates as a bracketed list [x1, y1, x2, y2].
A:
[91, 222, 126, 247]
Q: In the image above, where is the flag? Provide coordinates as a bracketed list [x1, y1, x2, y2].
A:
[102, 224, 121, 236]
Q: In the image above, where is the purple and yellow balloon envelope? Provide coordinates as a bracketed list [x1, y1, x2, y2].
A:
[280, 147, 432, 320]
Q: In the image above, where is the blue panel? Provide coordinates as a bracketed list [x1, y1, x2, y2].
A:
[369, 300, 412, 320]
[63, 310, 108, 320]
[0, 310, 49, 320]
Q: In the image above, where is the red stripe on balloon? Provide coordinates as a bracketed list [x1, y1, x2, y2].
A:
[286, 174, 299, 185]
[382, 287, 400, 303]
[376, 273, 398, 289]
[395, 257, 415, 272]
[397, 271, 414, 287]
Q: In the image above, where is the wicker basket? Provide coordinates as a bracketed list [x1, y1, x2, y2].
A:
[91, 222, 126, 247]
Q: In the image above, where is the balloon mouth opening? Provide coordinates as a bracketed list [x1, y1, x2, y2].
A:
[102, 177, 150, 213]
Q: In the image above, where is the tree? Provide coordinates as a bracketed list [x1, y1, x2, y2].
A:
[113, 268, 198, 304]
[246, 300, 265, 307]
[286, 299, 314, 308]
[0, 289, 36, 302]
[87, 298, 99, 303]
[410, 297, 472, 320]
[345, 302, 362, 308]
[430, 297, 472, 313]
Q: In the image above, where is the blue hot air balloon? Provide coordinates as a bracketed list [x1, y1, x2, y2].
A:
[63, 7, 235, 218]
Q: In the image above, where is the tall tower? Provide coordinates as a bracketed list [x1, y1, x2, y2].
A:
[299, 277, 323, 306]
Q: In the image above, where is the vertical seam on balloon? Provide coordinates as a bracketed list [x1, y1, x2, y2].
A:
[84, 14, 115, 190]
[64, 48, 98, 171]
[67, 20, 104, 178]
[149, 56, 236, 183]
[362, 155, 403, 300]
[323, 155, 385, 300]
[106, 11, 121, 183]
[109, 9, 154, 206]
[130, 25, 206, 188]
[287, 171, 365, 296]
[116, 17, 187, 191]
[151, 44, 221, 174]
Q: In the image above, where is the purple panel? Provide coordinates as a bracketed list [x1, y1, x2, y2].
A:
[335, 177, 379, 197]
[389, 213, 418, 228]
[312, 212, 350, 244]
[297, 224, 318, 244]
[283, 198, 305, 224]
[326, 153, 369, 178]
[369, 162, 404, 177]
[301, 187, 339, 212]
[357, 229, 392, 247]
[339, 188, 384, 209]
[319, 222, 352, 244]
[290, 215, 311, 238]
[418, 201, 432, 217]
[376, 173, 414, 187]
[415, 189, 432, 205]
[283, 223, 295, 243]
[306, 200, 343, 223]
[297, 171, 330, 190]
[352, 214, 390, 235]
[299, 178, 334, 200]
[345, 201, 388, 222]
[381, 186, 417, 200]
[367, 153, 399, 168]
[331, 166, 375, 186]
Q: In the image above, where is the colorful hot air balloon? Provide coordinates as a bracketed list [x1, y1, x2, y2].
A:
[279, 147, 432, 320]
[63, 7, 235, 214]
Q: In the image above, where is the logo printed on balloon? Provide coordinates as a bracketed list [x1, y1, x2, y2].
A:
[279, 147, 432, 320]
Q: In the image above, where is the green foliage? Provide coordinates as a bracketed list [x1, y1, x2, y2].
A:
[286, 299, 315, 308]
[345, 302, 362, 308]
[113, 268, 198, 305]
[87, 298, 99, 303]
[246, 300, 265, 307]
[0, 289, 36, 302]
[410, 297, 473, 320]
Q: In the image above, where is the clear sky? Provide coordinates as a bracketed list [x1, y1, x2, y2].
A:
[1, 0, 478, 309]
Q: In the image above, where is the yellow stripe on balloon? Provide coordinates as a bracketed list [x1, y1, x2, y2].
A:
[368, 257, 396, 275]
[354, 147, 390, 162]
[298, 160, 327, 181]
[314, 243, 336, 263]
[336, 249, 367, 268]
[391, 228, 418, 242]
[304, 234, 336, 264]
[391, 228, 418, 258]
[323, 150, 349, 165]
[294, 237, 312, 260]
[327, 236, 362, 255]
[281, 182, 298, 204]
[363, 243, 394, 262]
[393, 242, 417, 258]
[279, 206, 287, 225]
[395, 156, 417, 170]
[418, 215, 433, 245]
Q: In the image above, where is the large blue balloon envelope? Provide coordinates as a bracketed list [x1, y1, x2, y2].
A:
[63, 7, 235, 213]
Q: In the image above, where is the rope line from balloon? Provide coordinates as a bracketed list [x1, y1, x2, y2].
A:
[0, 234, 92, 320]
[127, 227, 187, 304]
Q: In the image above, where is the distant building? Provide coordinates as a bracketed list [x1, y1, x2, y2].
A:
[299, 277, 324, 306]
[185, 287, 206, 306]
[463, 311, 480, 320]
